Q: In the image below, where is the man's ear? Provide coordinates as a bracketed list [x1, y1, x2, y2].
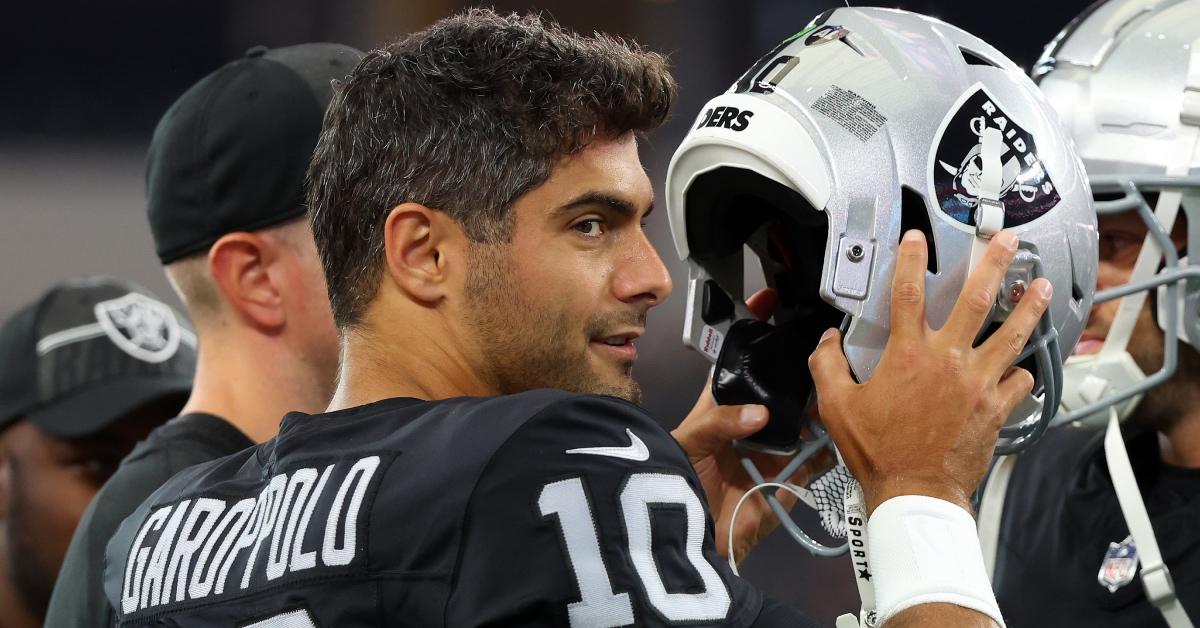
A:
[208, 232, 286, 331]
[382, 203, 461, 304]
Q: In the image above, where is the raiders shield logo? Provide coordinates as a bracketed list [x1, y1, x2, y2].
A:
[929, 86, 1060, 228]
[93, 293, 181, 363]
[1098, 534, 1138, 593]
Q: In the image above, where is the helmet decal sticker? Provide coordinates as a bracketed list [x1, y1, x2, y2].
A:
[930, 86, 1061, 228]
[743, 56, 798, 95]
[694, 105, 755, 131]
[733, 9, 834, 94]
[812, 85, 887, 143]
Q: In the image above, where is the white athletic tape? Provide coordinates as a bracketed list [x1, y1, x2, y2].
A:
[868, 496, 1005, 627]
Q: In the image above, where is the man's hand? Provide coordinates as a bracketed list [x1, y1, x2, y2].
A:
[808, 229, 1051, 514]
[673, 290, 833, 564]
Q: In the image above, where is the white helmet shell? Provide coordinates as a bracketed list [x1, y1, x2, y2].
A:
[1036, 0, 1200, 176]
[667, 7, 1098, 444]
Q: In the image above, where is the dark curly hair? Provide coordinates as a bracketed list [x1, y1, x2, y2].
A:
[307, 8, 677, 330]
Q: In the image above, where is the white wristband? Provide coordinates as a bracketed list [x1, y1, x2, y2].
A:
[867, 495, 1005, 627]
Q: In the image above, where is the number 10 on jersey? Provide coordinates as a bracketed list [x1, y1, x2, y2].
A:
[538, 472, 732, 628]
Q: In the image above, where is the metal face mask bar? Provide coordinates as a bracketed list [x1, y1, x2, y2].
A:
[1054, 174, 1200, 427]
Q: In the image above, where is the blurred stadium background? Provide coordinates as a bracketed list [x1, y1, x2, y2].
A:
[0, 0, 1090, 623]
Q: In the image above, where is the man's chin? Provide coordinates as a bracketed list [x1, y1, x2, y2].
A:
[510, 362, 639, 403]
[585, 368, 640, 403]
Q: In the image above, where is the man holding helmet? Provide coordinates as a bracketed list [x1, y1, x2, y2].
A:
[103, 8, 1088, 627]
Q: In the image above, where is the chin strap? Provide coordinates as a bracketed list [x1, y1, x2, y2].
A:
[1103, 407, 1195, 628]
[968, 126, 1006, 274]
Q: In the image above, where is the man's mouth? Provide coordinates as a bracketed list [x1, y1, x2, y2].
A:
[1074, 333, 1106, 355]
[590, 330, 642, 362]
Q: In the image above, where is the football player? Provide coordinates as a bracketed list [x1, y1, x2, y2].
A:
[104, 9, 1062, 628]
[43, 44, 363, 628]
[0, 278, 193, 628]
[982, 1, 1200, 626]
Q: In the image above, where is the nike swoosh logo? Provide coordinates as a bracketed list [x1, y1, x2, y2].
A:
[565, 428, 650, 462]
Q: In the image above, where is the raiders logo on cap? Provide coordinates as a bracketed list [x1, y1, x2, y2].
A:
[930, 86, 1061, 229]
[94, 293, 182, 363]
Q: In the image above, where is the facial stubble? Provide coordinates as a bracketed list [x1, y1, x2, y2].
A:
[1125, 304, 1200, 433]
[464, 243, 642, 402]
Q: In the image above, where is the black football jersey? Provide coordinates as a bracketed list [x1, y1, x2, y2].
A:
[991, 426, 1200, 627]
[104, 390, 817, 627]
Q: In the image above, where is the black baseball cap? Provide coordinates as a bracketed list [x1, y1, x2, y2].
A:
[0, 277, 196, 438]
[146, 43, 363, 264]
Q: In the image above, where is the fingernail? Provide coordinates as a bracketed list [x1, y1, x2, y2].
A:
[996, 231, 1018, 250]
[1038, 280, 1053, 299]
[740, 405, 768, 427]
[820, 327, 838, 342]
[902, 229, 923, 243]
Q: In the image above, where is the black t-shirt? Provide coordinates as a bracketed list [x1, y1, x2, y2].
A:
[992, 425, 1200, 627]
[103, 391, 819, 627]
[45, 413, 253, 628]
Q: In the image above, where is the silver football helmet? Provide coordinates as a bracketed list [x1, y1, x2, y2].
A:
[1036, 0, 1200, 429]
[666, 7, 1098, 554]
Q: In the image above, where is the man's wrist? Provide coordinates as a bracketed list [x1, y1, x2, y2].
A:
[864, 477, 973, 516]
[867, 496, 1005, 627]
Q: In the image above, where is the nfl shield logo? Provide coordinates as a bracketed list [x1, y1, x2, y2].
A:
[1098, 534, 1139, 593]
[94, 293, 181, 363]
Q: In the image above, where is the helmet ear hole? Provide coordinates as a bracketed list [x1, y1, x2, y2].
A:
[899, 185, 939, 274]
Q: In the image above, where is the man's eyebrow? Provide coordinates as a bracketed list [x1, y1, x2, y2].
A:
[558, 191, 654, 219]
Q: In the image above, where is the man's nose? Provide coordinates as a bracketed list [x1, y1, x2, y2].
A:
[612, 231, 673, 308]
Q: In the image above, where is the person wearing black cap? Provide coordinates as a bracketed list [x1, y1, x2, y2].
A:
[44, 43, 362, 628]
[0, 277, 193, 628]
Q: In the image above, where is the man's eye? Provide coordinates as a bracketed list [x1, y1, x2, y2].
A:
[1099, 232, 1143, 260]
[573, 219, 605, 237]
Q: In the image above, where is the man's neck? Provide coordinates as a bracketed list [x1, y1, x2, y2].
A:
[1160, 413, 1200, 468]
[0, 535, 39, 628]
[179, 330, 332, 443]
[327, 315, 495, 411]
